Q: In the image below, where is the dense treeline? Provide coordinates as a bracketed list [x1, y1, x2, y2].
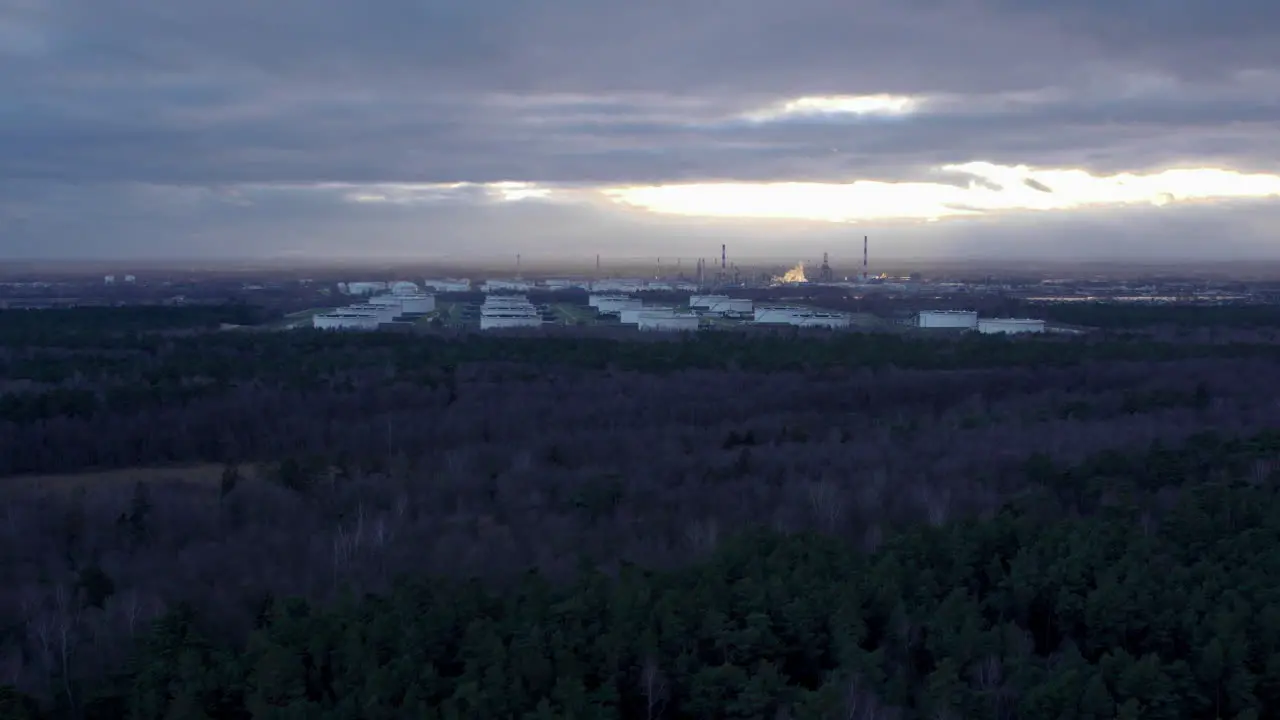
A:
[4, 305, 1280, 716]
[1031, 301, 1280, 329]
[0, 304, 277, 346]
[6, 431, 1280, 718]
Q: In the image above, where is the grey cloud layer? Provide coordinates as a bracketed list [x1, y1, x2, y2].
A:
[2, 0, 1279, 257]
[5, 0, 1280, 185]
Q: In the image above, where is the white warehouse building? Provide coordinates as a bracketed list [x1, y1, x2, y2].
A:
[916, 310, 979, 329]
[639, 314, 701, 332]
[977, 318, 1046, 334]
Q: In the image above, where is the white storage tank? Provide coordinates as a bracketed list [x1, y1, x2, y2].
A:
[794, 313, 851, 329]
[593, 279, 645, 292]
[977, 318, 1045, 334]
[916, 310, 979, 329]
[690, 294, 730, 309]
[423, 279, 471, 292]
[313, 313, 380, 330]
[596, 297, 643, 315]
[638, 314, 700, 332]
[620, 307, 675, 324]
[398, 295, 436, 314]
[704, 298, 753, 315]
[347, 303, 401, 322]
[588, 293, 630, 308]
[390, 281, 421, 296]
[482, 280, 532, 292]
[345, 281, 388, 296]
[754, 306, 803, 324]
[480, 315, 543, 330]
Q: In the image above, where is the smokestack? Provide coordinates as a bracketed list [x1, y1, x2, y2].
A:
[516, 253, 522, 278]
[721, 244, 726, 269]
[863, 236, 868, 270]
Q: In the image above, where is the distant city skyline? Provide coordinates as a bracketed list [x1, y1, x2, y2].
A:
[2, 1, 1279, 259]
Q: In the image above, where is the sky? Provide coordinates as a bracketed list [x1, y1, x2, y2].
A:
[2, 0, 1279, 263]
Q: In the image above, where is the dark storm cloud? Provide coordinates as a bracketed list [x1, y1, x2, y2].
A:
[1, 0, 1279, 257]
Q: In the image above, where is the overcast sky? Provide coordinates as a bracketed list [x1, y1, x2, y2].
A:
[2, 0, 1279, 262]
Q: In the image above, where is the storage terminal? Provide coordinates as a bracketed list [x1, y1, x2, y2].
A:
[312, 239, 1052, 333]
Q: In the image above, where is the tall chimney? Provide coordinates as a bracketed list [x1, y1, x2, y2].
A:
[721, 244, 726, 269]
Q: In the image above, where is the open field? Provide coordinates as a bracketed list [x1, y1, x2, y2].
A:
[0, 463, 236, 497]
[262, 306, 336, 329]
[551, 302, 599, 324]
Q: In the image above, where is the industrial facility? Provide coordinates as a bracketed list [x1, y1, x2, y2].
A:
[690, 296, 752, 317]
[595, 296, 645, 315]
[977, 318, 1046, 334]
[753, 306, 852, 328]
[619, 306, 676, 324]
[422, 279, 472, 292]
[639, 314, 700, 332]
[482, 279, 533, 293]
[312, 312, 383, 331]
[479, 295, 543, 330]
[791, 312, 851, 329]
[915, 310, 979, 329]
[339, 281, 389, 296]
[312, 291, 436, 330]
[910, 310, 1045, 334]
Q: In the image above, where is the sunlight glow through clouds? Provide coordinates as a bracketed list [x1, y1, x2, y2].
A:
[341, 181, 552, 204]
[740, 94, 923, 122]
[602, 164, 1280, 223]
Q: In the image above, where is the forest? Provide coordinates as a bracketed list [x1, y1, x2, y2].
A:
[3, 302, 1280, 718]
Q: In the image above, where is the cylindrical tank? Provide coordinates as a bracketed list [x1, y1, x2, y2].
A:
[916, 310, 978, 328]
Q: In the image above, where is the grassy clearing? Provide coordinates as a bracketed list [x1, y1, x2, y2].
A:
[552, 303, 597, 325]
[259, 307, 337, 330]
[0, 463, 251, 497]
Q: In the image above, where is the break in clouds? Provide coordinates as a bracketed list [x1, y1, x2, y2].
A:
[2, 0, 1280, 259]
